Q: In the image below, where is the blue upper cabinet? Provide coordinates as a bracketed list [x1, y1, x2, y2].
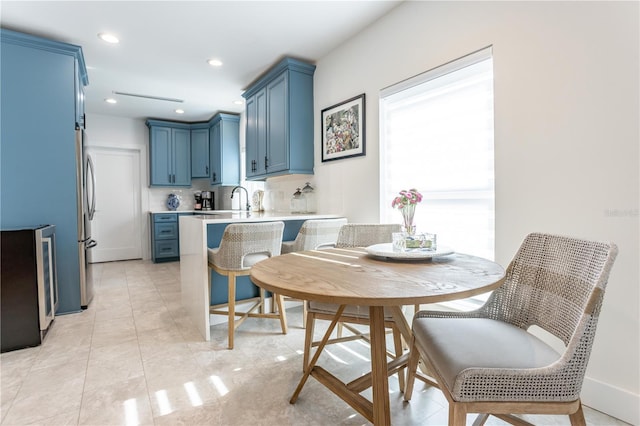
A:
[190, 125, 210, 178]
[146, 120, 192, 187]
[1, 29, 87, 314]
[209, 113, 240, 186]
[243, 58, 316, 180]
[148, 114, 239, 186]
[245, 88, 268, 177]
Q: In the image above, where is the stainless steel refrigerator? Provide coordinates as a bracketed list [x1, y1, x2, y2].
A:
[75, 128, 97, 308]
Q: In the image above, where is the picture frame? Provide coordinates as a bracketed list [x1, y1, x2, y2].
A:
[321, 93, 366, 162]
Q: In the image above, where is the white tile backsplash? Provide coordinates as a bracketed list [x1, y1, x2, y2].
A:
[147, 175, 318, 213]
[263, 175, 316, 212]
[148, 179, 214, 211]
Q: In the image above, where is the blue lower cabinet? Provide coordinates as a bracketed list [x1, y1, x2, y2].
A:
[150, 213, 180, 262]
[154, 240, 179, 259]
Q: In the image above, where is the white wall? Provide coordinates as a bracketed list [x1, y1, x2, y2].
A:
[300, 1, 638, 423]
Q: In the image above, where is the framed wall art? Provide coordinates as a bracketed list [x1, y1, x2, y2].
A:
[321, 93, 366, 162]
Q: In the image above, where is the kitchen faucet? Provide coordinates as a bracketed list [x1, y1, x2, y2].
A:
[231, 186, 251, 212]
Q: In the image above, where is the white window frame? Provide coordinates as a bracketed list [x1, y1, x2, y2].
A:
[379, 46, 495, 311]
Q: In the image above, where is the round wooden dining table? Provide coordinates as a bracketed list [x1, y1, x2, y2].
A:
[250, 246, 506, 426]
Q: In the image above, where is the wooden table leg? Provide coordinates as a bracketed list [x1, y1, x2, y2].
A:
[290, 304, 347, 404]
[389, 306, 412, 342]
[369, 306, 391, 426]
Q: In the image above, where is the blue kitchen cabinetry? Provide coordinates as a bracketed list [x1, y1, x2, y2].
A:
[147, 114, 240, 186]
[150, 213, 193, 262]
[209, 113, 240, 186]
[1, 29, 88, 314]
[190, 124, 210, 178]
[242, 57, 316, 180]
[146, 120, 192, 186]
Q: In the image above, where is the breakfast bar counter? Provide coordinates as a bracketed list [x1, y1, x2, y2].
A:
[179, 212, 342, 341]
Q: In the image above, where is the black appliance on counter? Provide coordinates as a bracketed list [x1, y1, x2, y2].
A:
[201, 191, 213, 210]
[1, 225, 58, 352]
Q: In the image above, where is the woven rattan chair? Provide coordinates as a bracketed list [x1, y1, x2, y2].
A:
[333, 223, 401, 249]
[208, 221, 287, 349]
[403, 232, 618, 426]
[281, 218, 348, 254]
[279, 218, 348, 326]
[304, 223, 405, 384]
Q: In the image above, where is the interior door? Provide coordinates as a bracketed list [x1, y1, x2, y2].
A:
[87, 146, 142, 262]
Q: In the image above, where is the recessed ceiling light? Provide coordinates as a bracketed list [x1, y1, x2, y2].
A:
[207, 58, 223, 67]
[233, 100, 244, 105]
[175, 109, 185, 114]
[105, 98, 117, 104]
[98, 33, 119, 44]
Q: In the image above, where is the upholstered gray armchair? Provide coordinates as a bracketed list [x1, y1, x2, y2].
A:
[404, 232, 618, 426]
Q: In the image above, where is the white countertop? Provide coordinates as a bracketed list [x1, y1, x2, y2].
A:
[149, 209, 224, 214]
[180, 211, 342, 224]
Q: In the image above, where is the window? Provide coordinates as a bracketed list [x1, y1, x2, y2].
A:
[380, 47, 495, 262]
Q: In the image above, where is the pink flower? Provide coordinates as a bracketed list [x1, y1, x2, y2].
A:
[391, 188, 423, 209]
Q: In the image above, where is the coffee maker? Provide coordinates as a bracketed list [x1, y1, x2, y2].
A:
[194, 192, 203, 210]
[201, 191, 213, 210]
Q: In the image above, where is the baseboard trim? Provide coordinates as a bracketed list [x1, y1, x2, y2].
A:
[582, 376, 639, 425]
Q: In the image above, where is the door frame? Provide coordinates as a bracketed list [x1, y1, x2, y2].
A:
[85, 144, 149, 261]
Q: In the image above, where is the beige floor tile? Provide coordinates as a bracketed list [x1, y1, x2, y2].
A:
[83, 341, 144, 391]
[19, 411, 80, 426]
[137, 326, 186, 350]
[152, 400, 222, 425]
[132, 309, 176, 333]
[3, 368, 85, 425]
[78, 376, 153, 426]
[93, 304, 134, 322]
[146, 376, 222, 419]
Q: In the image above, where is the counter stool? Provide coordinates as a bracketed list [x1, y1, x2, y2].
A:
[208, 221, 287, 349]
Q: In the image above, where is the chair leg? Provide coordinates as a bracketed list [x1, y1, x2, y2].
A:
[302, 301, 308, 329]
[227, 272, 236, 350]
[449, 402, 467, 426]
[393, 326, 405, 391]
[569, 400, 587, 426]
[275, 293, 288, 334]
[404, 336, 420, 401]
[259, 287, 265, 314]
[471, 414, 490, 426]
[303, 311, 315, 371]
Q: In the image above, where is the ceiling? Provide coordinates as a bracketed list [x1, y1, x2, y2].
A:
[1, 1, 401, 122]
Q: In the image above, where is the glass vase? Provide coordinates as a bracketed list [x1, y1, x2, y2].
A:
[401, 204, 416, 235]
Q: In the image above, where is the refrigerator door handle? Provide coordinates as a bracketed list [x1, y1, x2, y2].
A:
[86, 154, 96, 220]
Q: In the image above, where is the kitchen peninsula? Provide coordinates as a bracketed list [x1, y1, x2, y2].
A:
[179, 211, 342, 341]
